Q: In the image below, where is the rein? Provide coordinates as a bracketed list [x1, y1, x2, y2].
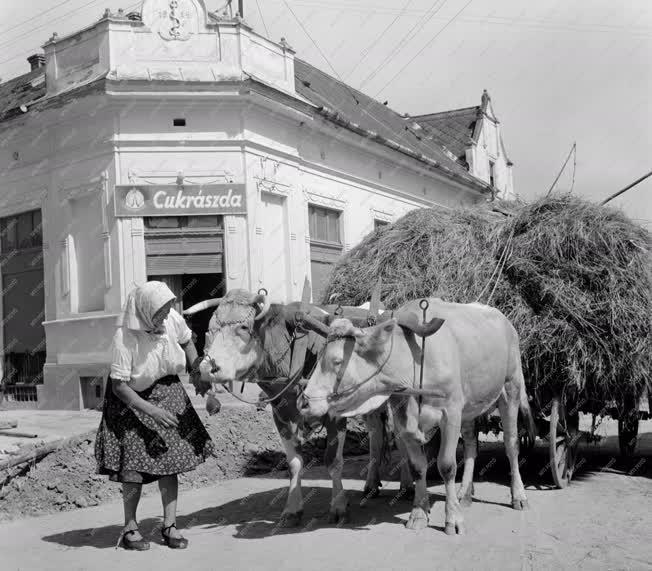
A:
[193, 316, 311, 407]
[301, 331, 396, 404]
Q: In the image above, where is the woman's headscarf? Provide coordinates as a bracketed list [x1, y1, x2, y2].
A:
[117, 281, 176, 334]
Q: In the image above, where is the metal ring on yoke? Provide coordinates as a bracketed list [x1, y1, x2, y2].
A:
[258, 288, 268, 296]
[334, 304, 343, 317]
[419, 299, 429, 311]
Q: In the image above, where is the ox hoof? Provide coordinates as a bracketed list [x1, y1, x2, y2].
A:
[400, 486, 415, 502]
[405, 508, 429, 531]
[279, 511, 303, 528]
[458, 495, 473, 508]
[444, 521, 465, 535]
[328, 507, 350, 525]
[512, 498, 530, 511]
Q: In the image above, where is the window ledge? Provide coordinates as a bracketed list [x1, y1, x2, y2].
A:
[309, 239, 343, 249]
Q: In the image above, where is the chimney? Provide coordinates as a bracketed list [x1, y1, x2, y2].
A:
[27, 53, 46, 71]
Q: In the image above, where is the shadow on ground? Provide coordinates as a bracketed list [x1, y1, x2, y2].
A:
[41, 433, 651, 550]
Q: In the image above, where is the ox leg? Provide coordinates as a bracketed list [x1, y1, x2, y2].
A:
[392, 399, 430, 530]
[362, 410, 384, 499]
[325, 418, 350, 524]
[439, 411, 465, 535]
[395, 435, 415, 501]
[498, 393, 529, 510]
[272, 411, 304, 527]
[457, 419, 477, 507]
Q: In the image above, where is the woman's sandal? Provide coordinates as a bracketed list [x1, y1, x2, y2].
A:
[161, 523, 189, 549]
[118, 529, 150, 551]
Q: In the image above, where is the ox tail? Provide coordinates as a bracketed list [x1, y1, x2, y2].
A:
[519, 384, 537, 446]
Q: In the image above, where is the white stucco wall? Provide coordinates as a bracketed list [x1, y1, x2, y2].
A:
[0, 0, 488, 409]
[466, 103, 515, 201]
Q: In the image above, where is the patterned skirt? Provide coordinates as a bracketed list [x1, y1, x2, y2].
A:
[95, 375, 215, 484]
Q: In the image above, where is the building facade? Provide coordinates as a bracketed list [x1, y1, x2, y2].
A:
[0, 0, 511, 410]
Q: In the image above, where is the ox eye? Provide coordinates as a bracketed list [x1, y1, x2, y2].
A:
[333, 358, 343, 367]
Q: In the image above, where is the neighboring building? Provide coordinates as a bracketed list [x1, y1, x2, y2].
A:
[0, 0, 509, 410]
[413, 90, 515, 201]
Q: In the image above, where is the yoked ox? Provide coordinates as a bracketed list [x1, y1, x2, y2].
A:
[153, 188, 244, 210]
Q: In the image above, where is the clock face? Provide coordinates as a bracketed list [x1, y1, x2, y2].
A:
[125, 189, 145, 210]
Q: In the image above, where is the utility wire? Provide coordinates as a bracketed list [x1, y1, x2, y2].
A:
[345, 0, 415, 80]
[255, 0, 270, 38]
[281, 0, 361, 104]
[358, 0, 447, 89]
[0, 0, 110, 52]
[0, 0, 78, 36]
[0, 0, 139, 69]
[374, 0, 474, 97]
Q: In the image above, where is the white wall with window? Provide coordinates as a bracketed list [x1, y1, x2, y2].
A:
[308, 204, 343, 303]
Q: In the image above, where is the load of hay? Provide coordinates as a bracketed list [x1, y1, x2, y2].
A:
[322, 195, 651, 410]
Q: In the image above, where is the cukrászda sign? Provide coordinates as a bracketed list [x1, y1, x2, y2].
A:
[114, 184, 247, 217]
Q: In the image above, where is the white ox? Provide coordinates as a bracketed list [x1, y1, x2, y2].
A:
[299, 298, 536, 535]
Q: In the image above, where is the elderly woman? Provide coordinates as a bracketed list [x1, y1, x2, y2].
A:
[95, 281, 215, 551]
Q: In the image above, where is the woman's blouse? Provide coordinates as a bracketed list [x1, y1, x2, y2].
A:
[110, 308, 193, 391]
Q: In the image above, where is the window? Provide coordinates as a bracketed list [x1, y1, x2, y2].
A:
[71, 195, 105, 312]
[145, 217, 180, 229]
[308, 205, 341, 244]
[144, 216, 223, 230]
[1, 210, 42, 252]
[374, 219, 390, 231]
[308, 205, 343, 303]
[489, 161, 496, 188]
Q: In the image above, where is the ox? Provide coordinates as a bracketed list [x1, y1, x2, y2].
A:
[184, 289, 413, 525]
[298, 298, 536, 534]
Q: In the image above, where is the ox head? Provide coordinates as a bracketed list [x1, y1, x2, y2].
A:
[298, 311, 446, 424]
[299, 317, 400, 423]
[184, 289, 270, 383]
[184, 289, 330, 385]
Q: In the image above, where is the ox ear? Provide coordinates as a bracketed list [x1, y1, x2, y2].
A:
[355, 318, 396, 354]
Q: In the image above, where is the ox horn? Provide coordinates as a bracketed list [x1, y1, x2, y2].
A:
[251, 293, 271, 321]
[183, 298, 224, 315]
[396, 313, 446, 338]
[292, 311, 330, 337]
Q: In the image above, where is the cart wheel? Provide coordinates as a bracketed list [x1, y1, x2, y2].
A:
[618, 395, 639, 458]
[518, 414, 536, 453]
[549, 397, 579, 489]
[520, 431, 535, 454]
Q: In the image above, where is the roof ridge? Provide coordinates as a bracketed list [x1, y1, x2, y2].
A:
[413, 106, 480, 120]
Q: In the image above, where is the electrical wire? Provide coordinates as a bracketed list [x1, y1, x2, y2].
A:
[358, 0, 447, 89]
[255, 0, 270, 37]
[281, 0, 361, 104]
[374, 0, 474, 97]
[345, 0, 415, 80]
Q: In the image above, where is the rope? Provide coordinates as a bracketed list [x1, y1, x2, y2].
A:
[223, 373, 304, 406]
[474, 226, 515, 304]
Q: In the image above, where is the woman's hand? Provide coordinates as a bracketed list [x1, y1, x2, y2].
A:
[147, 406, 179, 429]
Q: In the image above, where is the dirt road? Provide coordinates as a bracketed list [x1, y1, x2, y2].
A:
[1, 445, 651, 571]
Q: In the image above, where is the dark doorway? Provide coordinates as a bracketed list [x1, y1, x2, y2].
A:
[181, 275, 224, 355]
[148, 274, 224, 355]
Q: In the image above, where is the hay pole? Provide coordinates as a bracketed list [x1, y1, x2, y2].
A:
[546, 142, 576, 197]
[600, 169, 652, 206]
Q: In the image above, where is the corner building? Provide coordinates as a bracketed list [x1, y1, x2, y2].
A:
[0, 0, 514, 409]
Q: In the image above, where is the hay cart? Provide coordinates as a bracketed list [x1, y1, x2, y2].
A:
[478, 384, 652, 490]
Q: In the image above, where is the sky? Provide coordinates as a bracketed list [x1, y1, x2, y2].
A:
[1, 0, 650, 226]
